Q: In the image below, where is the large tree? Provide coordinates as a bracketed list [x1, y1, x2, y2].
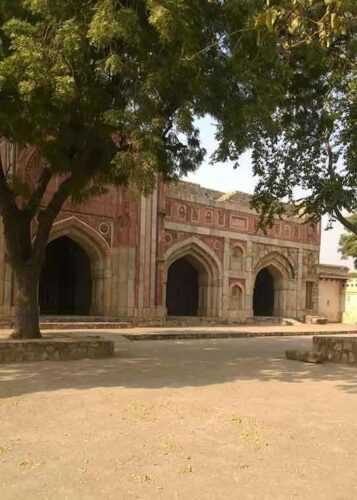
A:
[0, 0, 291, 338]
[223, 0, 356, 233]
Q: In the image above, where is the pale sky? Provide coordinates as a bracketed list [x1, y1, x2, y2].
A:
[185, 117, 354, 271]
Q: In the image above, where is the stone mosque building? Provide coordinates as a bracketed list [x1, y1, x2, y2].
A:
[0, 143, 350, 324]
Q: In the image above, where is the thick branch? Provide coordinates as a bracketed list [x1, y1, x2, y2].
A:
[32, 173, 88, 263]
[0, 153, 18, 216]
[26, 167, 52, 216]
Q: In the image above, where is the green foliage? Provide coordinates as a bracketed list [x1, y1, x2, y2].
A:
[255, 0, 355, 48]
[0, 0, 247, 195]
[247, 0, 357, 233]
[0, 0, 355, 231]
[339, 214, 357, 268]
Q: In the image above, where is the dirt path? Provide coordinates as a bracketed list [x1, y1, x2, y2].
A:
[1, 336, 357, 499]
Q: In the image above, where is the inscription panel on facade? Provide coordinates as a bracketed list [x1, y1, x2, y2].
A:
[165, 197, 320, 245]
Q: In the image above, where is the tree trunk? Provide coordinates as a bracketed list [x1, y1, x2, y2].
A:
[12, 265, 41, 339]
[0, 156, 91, 339]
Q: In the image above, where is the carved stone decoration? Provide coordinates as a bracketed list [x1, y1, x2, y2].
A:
[218, 211, 225, 226]
[191, 207, 199, 222]
[230, 244, 244, 272]
[162, 230, 191, 253]
[98, 221, 113, 247]
[199, 235, 224, 262]
[164, 232, 173, 245]
[164, 196, 319, 244]
[205, 210, 213, 223]
[50, 213, 113, 249]
[162, 231, 224, 262]
[178, 205, 187, 219]
[99, 222, 110, 236]
[251, 243, 297, 280]
[303, 250, 319, 277]
[228, 279, 245, 311]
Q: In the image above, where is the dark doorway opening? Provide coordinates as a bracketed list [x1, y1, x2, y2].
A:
[253, 268, 274, 316]
[39, 236, 92, 315]
[166, 257, 199, 316]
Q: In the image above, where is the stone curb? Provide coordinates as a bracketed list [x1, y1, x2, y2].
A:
[122, 331, 355, 342]
[313, 336, 357, 365]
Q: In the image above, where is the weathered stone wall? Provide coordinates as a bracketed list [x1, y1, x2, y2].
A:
[318, 265, 349, 322]
[0, 338, 114, 364]
[313, 335, 357, 364]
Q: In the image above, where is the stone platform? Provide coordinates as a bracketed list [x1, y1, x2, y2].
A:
[313, 335, 357, 365]
[0, 337, 114, 364]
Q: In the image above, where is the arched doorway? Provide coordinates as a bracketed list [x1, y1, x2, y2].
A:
[166, 257, 199, 316]
[253, 252, 296, 319]
[163, 238, 223, 318]
[39, 236, 92, 315]
[253, 267, 275, 316]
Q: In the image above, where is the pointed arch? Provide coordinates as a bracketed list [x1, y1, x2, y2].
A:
[163, 237, 223, 317]
[42, 216, 112, 316]
[165, 236, 223, 276]
[50, 216, 110, 263]
[253, 251, 296, 317]
[255, 251, 295, 280]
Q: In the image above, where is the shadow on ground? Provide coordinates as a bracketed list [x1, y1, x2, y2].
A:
[0, 336, 356, 398]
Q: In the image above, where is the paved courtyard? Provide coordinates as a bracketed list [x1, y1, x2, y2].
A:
[1, 333, 357, 499]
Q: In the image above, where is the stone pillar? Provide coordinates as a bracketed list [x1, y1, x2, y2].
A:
[245, 240, 254, 318]
[222, 237, 230, 318]
[296, 248, 304, 320]
[339, 281, 346, 322]
[137, 187, 160, 319]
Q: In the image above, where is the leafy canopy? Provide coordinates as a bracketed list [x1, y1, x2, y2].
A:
[0, 0, 289, 202]
[1, 0, 355, 231]
[244, 0, 357, 233]
[0, 0, 229, 197]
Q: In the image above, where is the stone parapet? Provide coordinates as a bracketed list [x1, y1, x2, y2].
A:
[318, 264, 350, 281]
[313, 335, 357, 364]
[0, 337, 114, 364]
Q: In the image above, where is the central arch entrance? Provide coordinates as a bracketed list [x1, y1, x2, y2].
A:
[163, 238, 223, 318]
[39, 236, 92, 315]
[166, 257, 199, 316]
[253, 268, 275, 316]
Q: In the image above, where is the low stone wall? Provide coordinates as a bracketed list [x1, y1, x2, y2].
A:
[313, 335, 357, 365]
[0, 337, 114, 364]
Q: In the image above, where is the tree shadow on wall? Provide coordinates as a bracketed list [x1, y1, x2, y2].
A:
[1, 335, 357, 399]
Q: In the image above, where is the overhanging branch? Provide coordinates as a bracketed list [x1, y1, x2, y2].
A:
[333, 209, 357, 235]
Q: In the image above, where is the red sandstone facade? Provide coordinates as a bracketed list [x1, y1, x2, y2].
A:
[0, 142, 325, 322]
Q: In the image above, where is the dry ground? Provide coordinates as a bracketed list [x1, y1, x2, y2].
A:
[1, 334, 357, 500]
